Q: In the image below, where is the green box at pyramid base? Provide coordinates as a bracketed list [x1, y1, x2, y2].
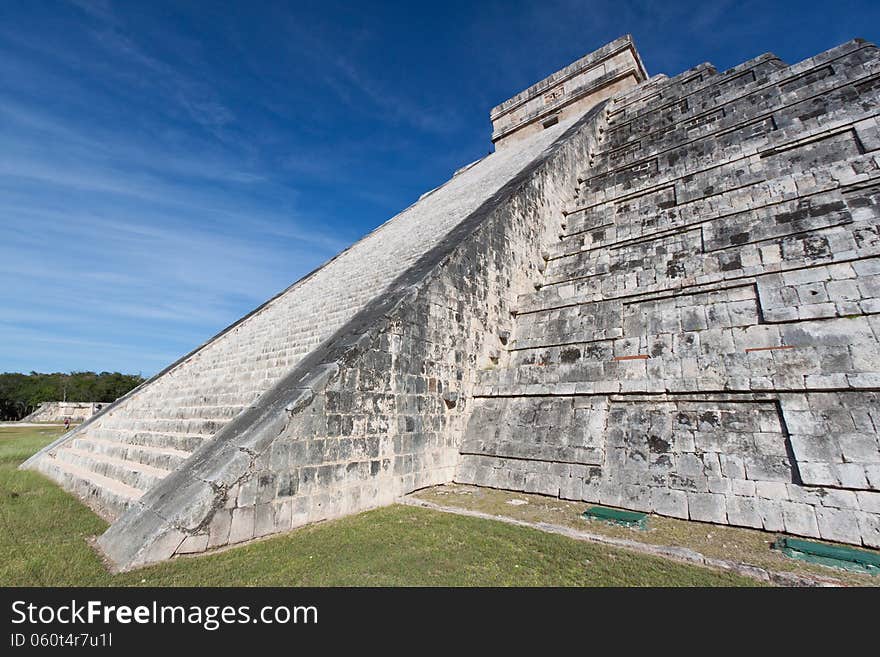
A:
[773, 537, 880, 574]
[582, 506, 648, 529]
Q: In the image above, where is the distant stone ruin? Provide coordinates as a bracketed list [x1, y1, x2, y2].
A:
[22, 402, 106, 424]
[24, 35, 880, 570]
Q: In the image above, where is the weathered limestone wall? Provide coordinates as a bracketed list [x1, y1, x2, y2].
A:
[458, 39, 880, 548]
[93, 106, 606, 570]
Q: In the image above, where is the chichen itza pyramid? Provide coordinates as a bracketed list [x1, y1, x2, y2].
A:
[24, 35, 880, 570]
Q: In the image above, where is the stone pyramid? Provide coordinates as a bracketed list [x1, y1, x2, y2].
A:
[24, 35, 880, 570]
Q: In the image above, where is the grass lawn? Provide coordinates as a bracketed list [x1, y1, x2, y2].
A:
[0, 426, 761, 586]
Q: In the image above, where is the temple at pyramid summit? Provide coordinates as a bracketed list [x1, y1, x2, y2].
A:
[24, 35, 880, 570]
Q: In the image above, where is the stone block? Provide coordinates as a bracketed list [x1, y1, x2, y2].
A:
[177, 533, 210, 555]
[707, 477, 731, 494]
[719, 454, 746, 479]
[856, 491, 880, 514]
[758, 498, 785, 532]
[755, 480, 788, 500]
[523, 472, 560, 497]
[228, 507, 256, 545]
[835, 463, 869, 490]
[867, 464, 880, 489]
[838, 433, 879, 462]
[815, 507, 862, 544]
[780, 501, 820, 537]
[730, 479, 756, 496]
[726, 495, 763, 529]
[254, 504, 276, 538]
[650, 487, 689, 519]
[559, 476, 584, 500]
[797, 461, 838, 487]
[687, 492, 728, 523]
[207, 509, 233, 549]
[819, 488, 860, 510]
[857, 512, 880, 548]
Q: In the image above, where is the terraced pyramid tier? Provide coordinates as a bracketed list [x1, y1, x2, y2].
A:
[458, 38, 880, 548]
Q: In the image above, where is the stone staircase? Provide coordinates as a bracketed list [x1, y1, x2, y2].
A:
[26, 105, 586, 524]
[457, 39, 880, 546]
[38, 399, 255, 519]
[34, 322, 325, 519]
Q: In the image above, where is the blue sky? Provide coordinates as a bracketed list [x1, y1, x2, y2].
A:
[2, 0, 879, 377]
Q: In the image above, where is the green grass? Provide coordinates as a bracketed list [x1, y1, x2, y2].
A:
[0, 426, 761, 586]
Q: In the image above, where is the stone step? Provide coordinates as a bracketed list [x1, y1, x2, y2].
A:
[37, 457, 143, 521]
[601, 98, 819, 180]
[543, 206, 856, 287]
[109, 404, 246, 421]
[53, 446, 171, 493]
[478, 306, 880, 397]
[603, 40, 874, 149]
[68, 436, 191, 471]
[595, 90, 878, 191]
[120, 417, 226, 436]
[600, 62, 792, 164]
[557, 154, 880, 257]
[113, 392, 256, 408]
[543, 221, 874, 299]
[140, 380, 256, 399]
[86, 427, 206, 453]
[605, 63, 718, 125]
[154, 361, 292, 380]
[518, 229, 880, 321]
[578, 110, 877, 210]
[178, 339, 316, 364]
[539, 188, 878, 298]
[575, 65, 880, 213]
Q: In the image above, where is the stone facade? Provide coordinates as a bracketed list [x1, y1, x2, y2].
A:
[23, 36, 880, 569]
[459, 38, 880, 549]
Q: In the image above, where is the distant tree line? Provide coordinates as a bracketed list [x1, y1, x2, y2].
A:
[0, 372, 145, 421]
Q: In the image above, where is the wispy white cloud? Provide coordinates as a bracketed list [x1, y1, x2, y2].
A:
[0, 5, 364, 375]
[66, 0, 116, 23]
[327, 54, 461, 135]
[262, 16, 462, 136]
[76, 4, 238, 136]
